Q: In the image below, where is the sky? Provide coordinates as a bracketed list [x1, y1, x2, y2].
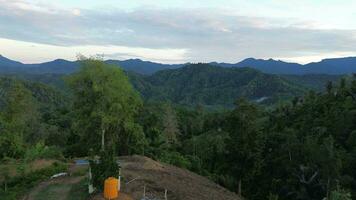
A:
[0, 0, 356, 64]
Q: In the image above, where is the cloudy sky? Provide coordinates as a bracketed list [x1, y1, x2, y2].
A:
[0, 0, 356, 64]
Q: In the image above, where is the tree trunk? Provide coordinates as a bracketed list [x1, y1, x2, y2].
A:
[4, 180, 7, 192]
[238, 179, 242, 197]
[326, 177, 330, 200]
[101, 128, 105, 151]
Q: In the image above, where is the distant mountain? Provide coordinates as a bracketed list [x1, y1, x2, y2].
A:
[0, 56, 180, 75]
[0, 55, 355, 75]
[30, 59, 79, 74]
[0, 55, 23, 67]
[0, 55, 26, 72]
[0, 57, 80, 74]
[229, 57, 356, 75]
[304, 57, 356, 74]
[231, 58, 303, 74]
[128, 63, 308, 106]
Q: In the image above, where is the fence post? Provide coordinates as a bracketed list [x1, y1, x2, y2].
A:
[143, 185, 146, 198]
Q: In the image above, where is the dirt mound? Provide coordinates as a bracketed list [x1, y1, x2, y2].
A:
[117, 155, 240, 200]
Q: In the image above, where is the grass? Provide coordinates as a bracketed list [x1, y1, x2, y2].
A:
[32, 178, 89, 200]
[0, 159, 58, 182]
[67, 178, 89, 200]
[34, 183, 72, 200]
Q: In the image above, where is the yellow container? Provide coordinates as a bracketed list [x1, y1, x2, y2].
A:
[104, 177, 119, 200]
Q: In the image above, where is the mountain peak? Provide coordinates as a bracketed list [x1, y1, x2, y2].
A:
[0, 54, 9, 60]
[126, 58, 143, 62]
[53, 58, 67, 61]
[0, 55, 24, 66]
[242, 57, 257, 62]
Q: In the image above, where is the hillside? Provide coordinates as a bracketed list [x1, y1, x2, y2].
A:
[130, 63, 307, 106]
[0, 76, 68, 108]
[281, 74, 342, 91]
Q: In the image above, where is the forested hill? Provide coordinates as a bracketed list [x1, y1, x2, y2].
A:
[129, 63, 307, 106]
[2, 63, 341, 107]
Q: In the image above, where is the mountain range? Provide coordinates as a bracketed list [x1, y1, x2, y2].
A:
[1, 55, 356, 75]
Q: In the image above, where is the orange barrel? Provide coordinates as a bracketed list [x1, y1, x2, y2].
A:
[104, 177, 119, 199]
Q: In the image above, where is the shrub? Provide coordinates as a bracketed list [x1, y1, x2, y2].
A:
[89, 149, 120, 191]
[159, 151, 191, 169]
[330, 189, 352, 200]
[24, 142, 63, 161]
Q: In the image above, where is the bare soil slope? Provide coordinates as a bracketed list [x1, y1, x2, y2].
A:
[117, 155, 240, 200]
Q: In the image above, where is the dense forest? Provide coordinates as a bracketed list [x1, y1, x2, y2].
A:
[1, 60, 355, 200]
[3, 63, 341, 108]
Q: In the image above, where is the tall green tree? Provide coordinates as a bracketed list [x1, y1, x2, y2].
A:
[66, 58, 143, 154]
[224, 98, 265, 197]
[162, 104, 181, 145]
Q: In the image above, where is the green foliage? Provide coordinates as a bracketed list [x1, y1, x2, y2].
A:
[330, 188, 352, 200]
[66, 58, 143, 154]
[162, 104, 181, 145]
[0, 77, 71, 160]
[89, 149, 120, 190]
[159, 151, 191, 169]
[0, 78, 37, 159]
[128, 63, 307, 107]
[0, 162, 67, 200]
[67, 58, 143, 191]
[24, 142, 63, 161]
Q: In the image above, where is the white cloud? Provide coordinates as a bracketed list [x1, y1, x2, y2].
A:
[0, 38, 187, 63]
[0, 0, 355, 63]
[276, 51, 356, 64]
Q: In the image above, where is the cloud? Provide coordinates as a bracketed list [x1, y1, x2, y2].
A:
[0, 38, 187, 63]
[0, 0, 356, 63]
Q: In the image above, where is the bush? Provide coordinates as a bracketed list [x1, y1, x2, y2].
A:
[159, 151, 191, 169]
[24, 142, 63, 161]
[89, 149, 120, 191]
[330, 189, 352, 200]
